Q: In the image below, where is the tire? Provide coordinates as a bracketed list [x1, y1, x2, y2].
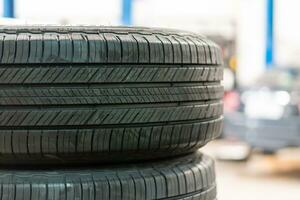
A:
[0, 152, 216, 200]
[0, 26, 223, 164]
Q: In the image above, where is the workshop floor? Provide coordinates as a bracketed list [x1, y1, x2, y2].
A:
[203, 141, 300, 200]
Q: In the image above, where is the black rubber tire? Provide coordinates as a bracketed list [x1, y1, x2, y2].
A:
[0, 152, 216, 200]
[0, 26, 223, 164]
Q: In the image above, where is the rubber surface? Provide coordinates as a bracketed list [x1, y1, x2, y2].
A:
[0, 26, 223, 164]
[0, 152, 216, 200]
[0, 26, 222, 64]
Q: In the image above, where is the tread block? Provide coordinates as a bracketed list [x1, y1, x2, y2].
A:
[0, 117, 223, 164]
[0, 153, 217, 200]
[0, 26, 222, 64]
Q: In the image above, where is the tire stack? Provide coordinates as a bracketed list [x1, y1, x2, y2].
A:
[0, 26, 223, 200]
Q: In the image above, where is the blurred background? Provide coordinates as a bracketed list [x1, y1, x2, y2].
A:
[1, 0, 300, 199]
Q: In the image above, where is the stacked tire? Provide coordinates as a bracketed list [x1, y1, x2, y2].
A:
[0, 26, 223, 200]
